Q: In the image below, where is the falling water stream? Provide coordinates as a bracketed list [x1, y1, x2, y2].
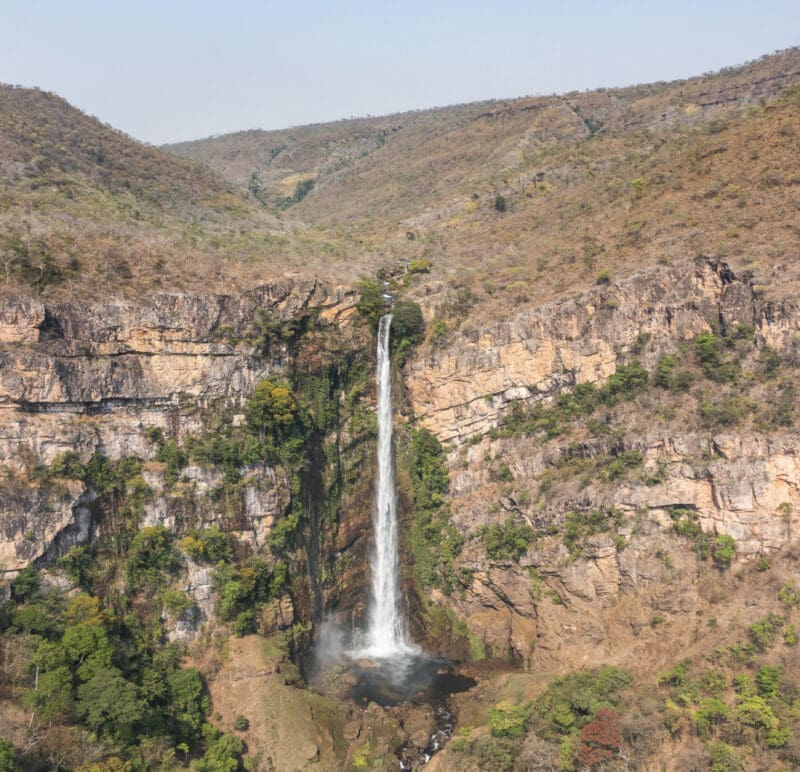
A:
[364, 313, 415, 657]
[315, 313, 474, 766]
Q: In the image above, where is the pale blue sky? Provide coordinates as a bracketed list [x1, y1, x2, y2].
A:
[2, 1, 798, 144]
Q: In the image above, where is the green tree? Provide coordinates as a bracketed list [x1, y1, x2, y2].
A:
[653, 354, 675, 388]
[389, 300, 425, 365]
[24, 665, 73, 720]
[10, 566, 39, 602]
[76, 667, 146, 743]
[708, 742, 744, 772]
[125, 525, 178, 590]
[62, 622, 114, 682]
[245, 378, 307, 461]
[167, 668, 209, 741]
[355, 278, 386, 330]
[692, 698, 728, 738]
[480, 518, 534, 562]
[712, 534, 736, 566]
[488, 702, 532, 737]
[0, 740, 19, 772]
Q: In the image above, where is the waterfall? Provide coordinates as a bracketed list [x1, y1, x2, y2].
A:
[364, 314, 413, 657]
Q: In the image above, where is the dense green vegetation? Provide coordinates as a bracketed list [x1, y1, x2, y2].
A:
[406, 428, 463, 593]
[0, 327, 375, 768]
[1, 569, 243, 769]
[479, 518, 535, 562]
[452, 667, 631, 771]
[356, 276, 425, 366]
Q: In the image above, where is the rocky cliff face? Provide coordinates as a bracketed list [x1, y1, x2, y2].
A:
[3, 258, 800, 665]
[407, 259, 763, 443]
[404, 258, 800, 665]
[3, 257, 800, 768]
[0, 280, 355, 456]
[0, 279, 363, 587]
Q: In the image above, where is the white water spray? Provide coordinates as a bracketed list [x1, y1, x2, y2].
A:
[363, 314, 415, 658]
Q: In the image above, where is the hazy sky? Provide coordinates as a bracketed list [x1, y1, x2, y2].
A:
[2, 1, 798, 145]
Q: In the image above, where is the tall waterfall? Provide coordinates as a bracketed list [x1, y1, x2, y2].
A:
[365, 314, 413, 657]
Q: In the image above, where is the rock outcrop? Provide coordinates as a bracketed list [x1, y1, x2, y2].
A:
[404, 258, 800, 664]
[0, 279, 362, 593]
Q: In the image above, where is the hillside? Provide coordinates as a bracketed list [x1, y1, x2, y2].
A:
[0, 86, 358, 299]
[2, 49, 798, 311]
[166, 48, 800, 313]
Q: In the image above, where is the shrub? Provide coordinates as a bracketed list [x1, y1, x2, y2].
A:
[10, 565, 39, 602]
[654, 354, 675, 388]
[452, 736, 518, 772]
[693, 333, 739, 382]
[758, 346, 782, 377]
[233, 610, 255, 636]
[658, 660, 690, 687]
[0, 740, 18, 772]
[756, 665, 781, 698]
[488, 702, 532, 738]
[163, 590, 194, 617]
[778, 582, 800, 608]
[670, 509, 711, 559]
[708, 742, 744, 772]
[698, 395, 753, 426]
[712, 534, 736, 566]
[736, 695, 779, 734]
[494, 195, 506, 212]
[599, 361, 649, 405]
[180, 527, 233, 565]
[763, 379, 795, 428]
[692, 698, 728, 738]
[601, 450, 643, 481]
[233, 714, 249, 731]
[51, 450, 87, 479]
[408, 258, 432, 274]
[155, 440, 187, 484]
[126, 526, 178, 590]
[671, 369, 694, 392]
[577, 708, 621, 765]
[480, 518, 534, 562]
[563, 508, 623, 556]
[748, 614, 784, 651]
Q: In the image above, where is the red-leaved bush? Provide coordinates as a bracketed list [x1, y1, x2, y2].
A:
[577, 708, 622, 765]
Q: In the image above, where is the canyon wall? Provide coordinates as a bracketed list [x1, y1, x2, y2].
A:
[3, 258, 800, 672]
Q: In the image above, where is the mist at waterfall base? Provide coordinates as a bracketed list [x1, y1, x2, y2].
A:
[312, 315, 473, 707]
[314, 616, 472, 705]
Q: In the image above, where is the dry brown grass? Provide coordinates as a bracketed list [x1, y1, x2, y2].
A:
[165, 48, 800, 319]
[1, 49, 798, 307]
